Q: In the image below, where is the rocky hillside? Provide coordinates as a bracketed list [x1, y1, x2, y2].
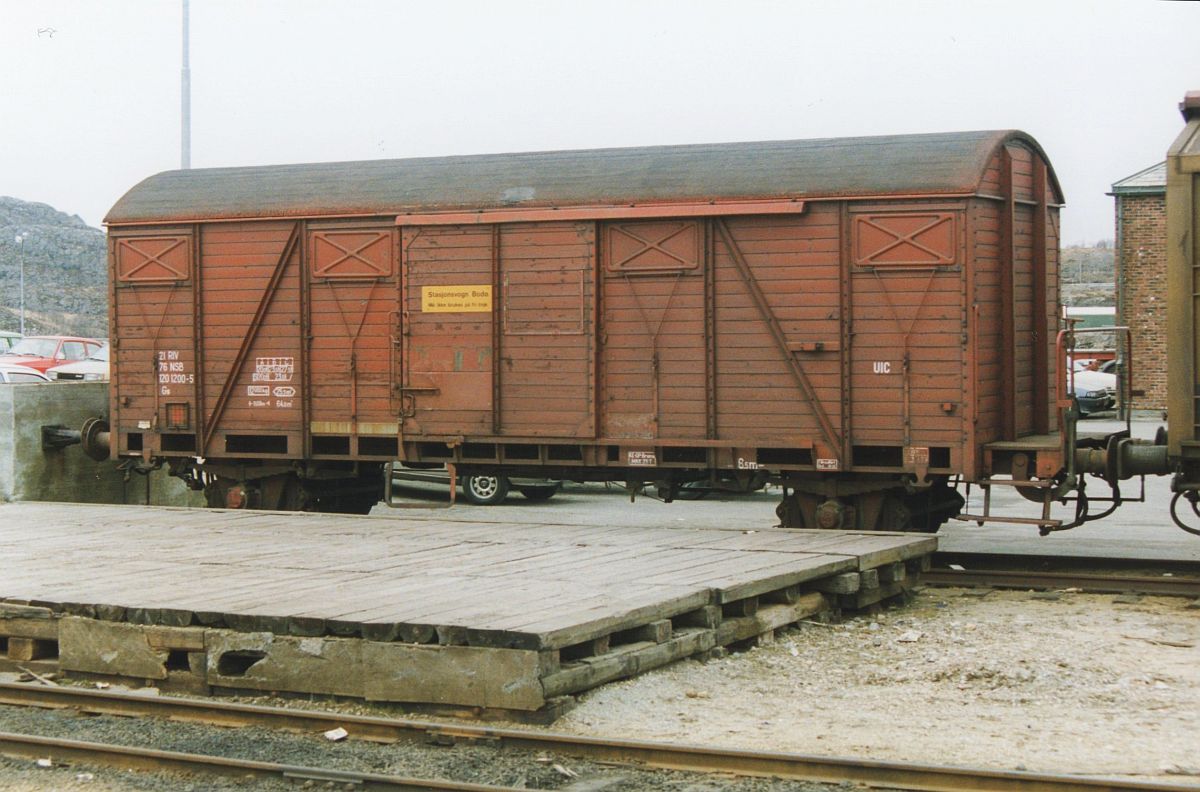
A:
[1060, 244, 1115, 350]
[0, 196, 107, 338]
[1061, 244, 1115, 306]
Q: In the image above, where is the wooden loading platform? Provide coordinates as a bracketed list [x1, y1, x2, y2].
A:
[0, 503, 935, 720]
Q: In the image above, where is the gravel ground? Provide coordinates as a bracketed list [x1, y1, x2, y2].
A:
[554, 587, 1200, 783]
[0, 700, 850, 792]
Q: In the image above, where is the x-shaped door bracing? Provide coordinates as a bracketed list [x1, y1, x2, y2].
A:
[609, 223, 699, 273]
[857, 215, 954, 266]
[312, 232, 391, 278]
[118, 237, 188, 281]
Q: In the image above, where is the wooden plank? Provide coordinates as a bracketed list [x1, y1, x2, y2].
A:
[0, 504, 934, 660]
[419, 577, 703, 638]
[540, 628, 715, 698]
[0, 618, 58, 641]
[839, 580, 911, 610]
[766, 532, 937, 569]
[640, 553, 851, 602]
[502, 588, 715, 651]
[715, 592, 829, 645]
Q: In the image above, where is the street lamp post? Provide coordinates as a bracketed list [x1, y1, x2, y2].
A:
[14, 234, 24, 335]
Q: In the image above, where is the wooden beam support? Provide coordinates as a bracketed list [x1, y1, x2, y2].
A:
[491, 224, 502, 435]
[1031, 158, 1050, 434]
[999, 147, 1017, 440]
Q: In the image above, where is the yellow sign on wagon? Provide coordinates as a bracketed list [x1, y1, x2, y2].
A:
[421, 285, 492, 313]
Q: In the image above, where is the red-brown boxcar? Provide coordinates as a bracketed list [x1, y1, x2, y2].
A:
[103, 130, 1063, 529]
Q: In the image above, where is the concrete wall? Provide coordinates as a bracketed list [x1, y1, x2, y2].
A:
[0, 382, 203, 506]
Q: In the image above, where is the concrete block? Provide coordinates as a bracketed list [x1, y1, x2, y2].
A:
[59, 617, 169, 680]
[0, 382, 204, 506]
[363, 642, 544, 711]
[205, 631, 363, 698]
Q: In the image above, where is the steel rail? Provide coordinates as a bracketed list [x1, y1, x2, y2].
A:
[932, 551, 1200, 575]
[922, 569, 1200, 598]
[0, 731, 520, 791]
[0, 683, 1192, 792]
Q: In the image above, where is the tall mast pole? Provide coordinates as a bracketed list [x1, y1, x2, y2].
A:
[181, 0, 191, 169]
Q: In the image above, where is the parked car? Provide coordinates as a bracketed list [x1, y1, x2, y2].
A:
[48, 342, 110, 381]
[391, 465, 562, 505]
[0, 331, 19, 353]
[0, 363, 50, 383]
[1070, 368, 1117, 416]
[1071, 357, 1117, 373]
[0, 335, 104, 374]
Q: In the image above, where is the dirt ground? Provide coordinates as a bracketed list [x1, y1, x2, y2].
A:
[553, 587, 1200, 782]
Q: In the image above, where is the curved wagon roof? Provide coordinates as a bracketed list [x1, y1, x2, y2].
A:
[106, 130, 1062, 225]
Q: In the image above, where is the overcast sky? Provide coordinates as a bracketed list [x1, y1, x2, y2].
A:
[1, 0, 1196, 244]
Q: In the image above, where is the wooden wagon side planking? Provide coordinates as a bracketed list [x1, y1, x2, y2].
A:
[102, 130, 1064, 529]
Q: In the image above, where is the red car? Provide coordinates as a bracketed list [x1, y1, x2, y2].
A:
[0, 335, 104, 374]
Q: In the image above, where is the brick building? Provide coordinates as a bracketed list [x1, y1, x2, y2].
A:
[1110, 161, 1167, 412]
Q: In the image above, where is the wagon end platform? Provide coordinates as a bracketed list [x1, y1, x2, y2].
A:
[0, 503, 933, 720]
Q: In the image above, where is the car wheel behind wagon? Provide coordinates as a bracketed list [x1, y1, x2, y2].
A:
[462, 474, 510, 505]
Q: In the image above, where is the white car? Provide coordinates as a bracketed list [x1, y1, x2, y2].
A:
[0, 363, 50, 383]
[1070, 368, 1117, 416]
[48, 342, 110, 382]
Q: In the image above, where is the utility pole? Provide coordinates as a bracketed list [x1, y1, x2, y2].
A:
[181, 0, 191, 169]
[14, 234, 25, 335]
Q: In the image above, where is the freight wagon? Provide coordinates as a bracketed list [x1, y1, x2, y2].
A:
[1166, 91, 1200, 536]
[94, 126, 1178, 533]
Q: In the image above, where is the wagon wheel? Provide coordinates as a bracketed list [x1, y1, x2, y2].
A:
[203, 477, 230, 509]
[202, 474, 306, 510]
[1169, 491, 1200, 537]
[880, 483, 963, 533]
[877, 495, 915, 533]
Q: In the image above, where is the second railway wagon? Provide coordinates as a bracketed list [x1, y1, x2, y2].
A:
[102, 130, 1062, 530]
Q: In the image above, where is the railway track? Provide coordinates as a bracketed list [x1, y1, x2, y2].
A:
[0, 683, 1193, 792]
[927, 553, 1200, 598]
[0, 731, 507, 791]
